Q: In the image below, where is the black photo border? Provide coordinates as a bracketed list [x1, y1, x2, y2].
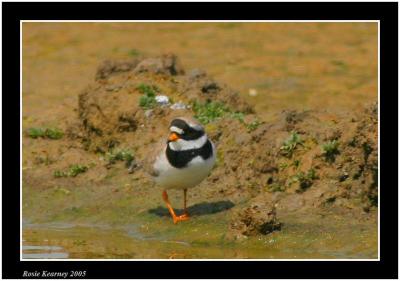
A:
[3, 2, 398, 279]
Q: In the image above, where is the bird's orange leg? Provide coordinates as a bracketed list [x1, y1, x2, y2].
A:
[162, 190, 189, 224]
[182, 188, 190, 218]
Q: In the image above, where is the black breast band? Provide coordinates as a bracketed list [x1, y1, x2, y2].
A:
[166, 140, 213, 168]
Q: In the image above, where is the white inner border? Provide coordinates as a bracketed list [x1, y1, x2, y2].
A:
[20, 20, 380, 262]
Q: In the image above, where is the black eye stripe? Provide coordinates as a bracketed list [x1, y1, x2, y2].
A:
[180, 129, 204, 140]
[170, 119, 204, 140]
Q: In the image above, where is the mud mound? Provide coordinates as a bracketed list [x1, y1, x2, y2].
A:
[73, 54, 252, 153]
[64, 55, 378, 236]
[228, 198, 281, 239]
[203, 103, 378, 215]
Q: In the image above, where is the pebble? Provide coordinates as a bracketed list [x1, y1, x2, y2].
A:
[155, 95, 170, 106]
[170, 102, 188, 110]
[339, 172, 349, 182]
[249, 88, 258, 97]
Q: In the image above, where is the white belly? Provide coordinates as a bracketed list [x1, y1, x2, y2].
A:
[153, 147, 216, 190]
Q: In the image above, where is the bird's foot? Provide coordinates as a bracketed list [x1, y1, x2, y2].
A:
[172, 213, 190, 224]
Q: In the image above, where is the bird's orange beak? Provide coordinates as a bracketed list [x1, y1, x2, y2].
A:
[168, 132, 180, 142]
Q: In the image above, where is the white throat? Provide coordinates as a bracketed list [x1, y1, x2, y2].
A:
[168, 134, 208, 151]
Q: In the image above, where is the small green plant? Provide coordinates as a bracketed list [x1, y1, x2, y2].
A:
[45, 128, 64, 139]
[230, 112, 262, 132]
[292, 168, 318, 192]
[105, 148, 134, 167]
[246, 120, 262, 132]
[137, 83, 157, 109]
[279, 162, 289, 170]
[27, 127, 45, 138]
[192, 101, 230, 124]
[267, 183, 285, 192]
[362, 142, 373, 161]
[54, 164, 88, 178]
[230, 112, 245, 123]
[292, 159, 301, 169]
[27, 127, 63, 140]
[69, 165, 88, 177]
[192, 101, 259, 130]
[322, 140, 340, 163]
[53, 170, 66, 178]
[280, 131, 303, 157]
[128, 49, 140, 57]
[139, 93, 156, 109]
[137, 83, 158, 95]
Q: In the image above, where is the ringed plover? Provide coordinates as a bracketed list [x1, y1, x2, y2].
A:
[145, 117, 216, 224]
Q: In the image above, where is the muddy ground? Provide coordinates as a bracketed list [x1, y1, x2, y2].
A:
[22, 23, 378, 259]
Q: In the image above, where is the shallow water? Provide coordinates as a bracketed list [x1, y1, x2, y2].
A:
[22, 240, 69, 259]
[22, 212, 377, 259]
[22, 249, 69, 259]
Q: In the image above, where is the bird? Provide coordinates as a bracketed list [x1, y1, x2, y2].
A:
[143, 117, 216, 224]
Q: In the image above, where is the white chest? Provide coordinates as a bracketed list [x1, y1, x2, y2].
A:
[153, 143, 216, 190]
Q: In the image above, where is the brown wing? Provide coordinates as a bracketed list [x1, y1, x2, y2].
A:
[140, 140, 166, 177]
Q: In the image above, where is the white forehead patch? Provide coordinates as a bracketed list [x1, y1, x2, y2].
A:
[170, 126, 184, 134]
